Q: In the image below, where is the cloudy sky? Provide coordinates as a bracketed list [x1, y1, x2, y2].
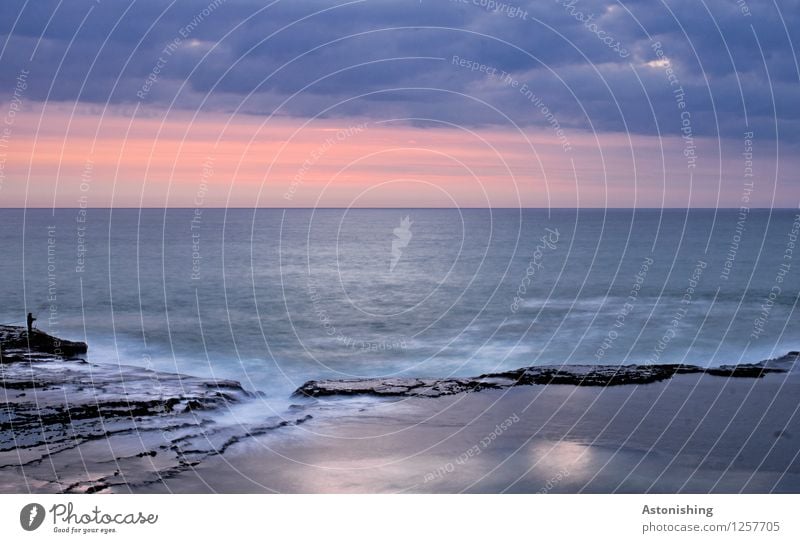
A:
[0, 0, 798, 207]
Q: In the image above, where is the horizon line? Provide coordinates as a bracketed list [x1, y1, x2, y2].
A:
[3, 207, 799, 211]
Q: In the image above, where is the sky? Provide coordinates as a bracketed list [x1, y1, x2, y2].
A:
[0, 0, 798, 207]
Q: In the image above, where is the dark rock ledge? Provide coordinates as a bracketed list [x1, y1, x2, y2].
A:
[1, 326, 308, 493]
[294, 352, 799, 399]
[0, 325, 88, 363]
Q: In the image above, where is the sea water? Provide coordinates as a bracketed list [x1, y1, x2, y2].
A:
[2, 208, 798, 411]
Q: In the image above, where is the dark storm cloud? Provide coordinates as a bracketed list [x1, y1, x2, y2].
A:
[1, 0, 798, 140]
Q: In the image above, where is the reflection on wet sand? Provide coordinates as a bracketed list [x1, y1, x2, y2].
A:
[153, 367, 800, 493]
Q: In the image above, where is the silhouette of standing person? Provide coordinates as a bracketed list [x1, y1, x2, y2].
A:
[27, 312, 36, 335]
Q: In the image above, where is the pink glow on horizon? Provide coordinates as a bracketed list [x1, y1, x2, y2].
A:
[0, 103, 795, 208]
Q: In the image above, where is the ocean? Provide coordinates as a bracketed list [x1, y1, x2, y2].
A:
[2, 208, 798, 413]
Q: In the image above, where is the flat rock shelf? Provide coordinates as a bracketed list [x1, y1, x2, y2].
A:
[294, 353, 798, 398]
[0, 326, 310, 493]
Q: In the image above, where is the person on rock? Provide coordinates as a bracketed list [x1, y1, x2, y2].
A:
[27, 312, 36, 335]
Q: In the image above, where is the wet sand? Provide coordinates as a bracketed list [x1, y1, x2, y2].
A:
[161, 368, 800, 493]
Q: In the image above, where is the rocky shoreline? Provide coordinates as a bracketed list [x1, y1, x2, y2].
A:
[3, 324, 798, 493]
[294, 352, 798, 398]
[0, 325, 310, 493]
